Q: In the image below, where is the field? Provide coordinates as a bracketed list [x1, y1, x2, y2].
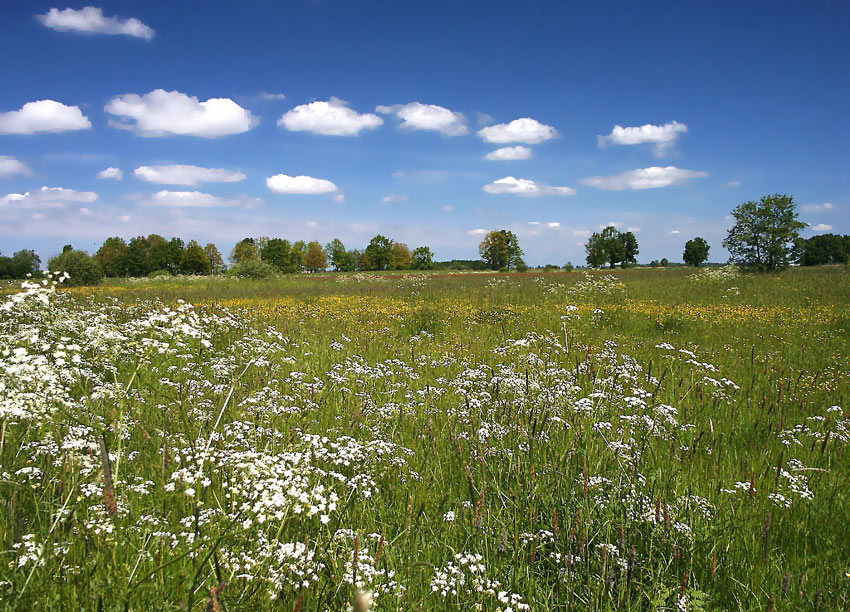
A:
[1, 266, 849, 610]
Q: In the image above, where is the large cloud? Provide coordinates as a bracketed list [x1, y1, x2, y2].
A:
[36, 6, 154, 40]
[485, 146, 532, 161]
[482, 176, 575, 197]
[478, 118, 557, 144]
[266, 174, 338, 194]
[134, 164, 246, 186]
[105, 90, 257, 137]
[0, 100, 91, 134]
[581, 166, 707, 190]
[278, 97, 383, 136]
[811, 223, 832, 232]
[0, 156, 31, 178]
[598, 121, 687, 155]
[1, 186, 97, 208]
[375, 102, 468, 136]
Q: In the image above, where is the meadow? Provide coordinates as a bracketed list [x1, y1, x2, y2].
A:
[1, 266, 848, 610]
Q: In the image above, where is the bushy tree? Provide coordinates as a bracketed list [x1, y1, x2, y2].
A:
[304, 241, 328, 272]
[125, 237, 150, 277]
[147, 235, 172, 273]
[12, 250, 42, 278]
[363, 235, 394, 270]
[390, 243, 413, 270]
[479, 230, 523, 270]
[231, 238, 260, 265]
[180, 240, 210, 274]
[261, 238, 292, 272]
[683, 237, 710, 267]
[585, 226, 630, 268]
[95, 237, 129, 277]
[800, 234, 849, 266]
[48, 249, 104, 286]
[723, 194, 807, 271]
[411, 246, 434, 270]
[326, 238, 352, 271]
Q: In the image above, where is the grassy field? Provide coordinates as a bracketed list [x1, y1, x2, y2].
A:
[1, 266, 848, 610]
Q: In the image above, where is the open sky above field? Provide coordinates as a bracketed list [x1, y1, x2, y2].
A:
[0, 0, 847, 264]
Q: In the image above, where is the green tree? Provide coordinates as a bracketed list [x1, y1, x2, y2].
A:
[723, 194, 807, 271]
[326, 238, 350, 271]
[390, 242, 413, 270]
[799, 234, 848, 266]
[167, 238, 185, 273]
[363, 235, 394, 270]
[289, 241, 307, 272]
[147, 235, 171, 273]
[10, 250, 42, 278]
[48, 249, 104, 286]
[683, 237, 710, 267]
[585, 226, 626, 268]
[479, 230, 523, 270]
[204, 243, 226, 274]
[261, 238, 292, 272]
[660, 258, 669, 267]
[95, 237, 129, 277]
[411, 246, 435, 270]
[304, 241, 328, 272]
[231, 238, 260, 265]
[180, 240, 211, 274]
[620, 231, 639, 265]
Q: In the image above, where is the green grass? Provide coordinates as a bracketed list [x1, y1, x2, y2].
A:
[1, 266, 848, 610]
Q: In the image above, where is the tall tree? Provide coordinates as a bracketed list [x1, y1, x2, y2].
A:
[585, 226, 627, 269]
[325, 238, 348, 271]
[363, 235, 394, 270]
[683, 237, 710, 267]
[261, 238, 292, 272]
[289, 240, 307, 272]
[204, 243, 225, 273]
[723, 194, 807, 271]
[390, 242, 413, 270]
[10, 250, 42, 278]
[799, 234, 849, 266]
[479, 230, 523, 270]
[95, 237, 128, 277]
[304, 241, 328, 272]
[620, 231, 639, 265]
[180, 240, 211, 274]
[411, 246, 435, 270]
[167, 238, 185, 273]
[147, 235, 172, 272]
[231, 238, 260, 264]
[125, 236, 150, 277]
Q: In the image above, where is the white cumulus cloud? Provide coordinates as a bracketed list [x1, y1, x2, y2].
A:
[97, 167, 123, 180]
[581, 166, 707, 190]
[0, 100, 91, 134]
[134, 164, 246, 186]
[811, 223, 833, 232]
[548, 222, 560, 228]
[598, 121, 687, 155]
[0, 156, 31, 177]
[573, 230, 592, 238]
[1, 186, 97, 208]
[467, 228, 489, 236]
[266, 174, 338, 194]
[279, 97, 382, 136]
[382, 194, 408, 203]
[37, 6, 154, 39]
[485, 146, 532, 161]
[478, 118, 557, 144]
[801, 202, 833, 213]
[376, 102, 468, 136]
[482, 176, 575, 197]
[105, 90, 256, 137]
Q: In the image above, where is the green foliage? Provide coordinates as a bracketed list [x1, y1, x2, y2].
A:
[479, 230, 523, 270]
[585, 226, 638, 268]
[95, 237, 128, 277]
[723, 194, 807, 271]
[0, 250, 42, 279]
[304, 241, 328, 272]
[390, 242, 413, 270]
[800, 233, 849, 266]
[363, 235, 394, 270]
[261, 238, 292, 272]
[411, 246, 435, 270]
[204, 243, 226, 274]
[180, 240, 211, 275]
[683, 236, 711, 267]
[326, 238, 353, 271]
[226, 258, 278, 279]
[47, 249, 104, 286]
[231, 237, 261, 265]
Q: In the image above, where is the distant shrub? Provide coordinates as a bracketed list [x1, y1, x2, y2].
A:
[227, 259, 278, 279]
[148, 269, 172, 278]
[47, 249, 104, 286]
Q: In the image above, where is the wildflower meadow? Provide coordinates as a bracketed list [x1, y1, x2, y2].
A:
[1, 267, 848, 610]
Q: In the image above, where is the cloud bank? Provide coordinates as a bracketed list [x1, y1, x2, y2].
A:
[37, 6, 154, 40]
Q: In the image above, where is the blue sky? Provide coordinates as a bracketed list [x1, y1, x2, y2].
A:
[1, 0, 847, 265]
